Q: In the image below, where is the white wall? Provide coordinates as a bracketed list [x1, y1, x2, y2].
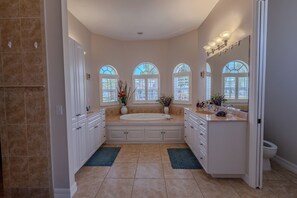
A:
[265, 0, 297, 165]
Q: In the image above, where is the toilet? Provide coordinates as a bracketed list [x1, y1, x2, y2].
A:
[263, 140, 278, 171]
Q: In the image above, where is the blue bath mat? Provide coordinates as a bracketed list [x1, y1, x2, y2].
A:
[167, 148, 202, 169]
[84, 147, 121, 166]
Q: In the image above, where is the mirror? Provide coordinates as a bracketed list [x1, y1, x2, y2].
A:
[206, 36, 250, 112]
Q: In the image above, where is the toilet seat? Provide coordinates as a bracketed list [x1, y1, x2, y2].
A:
[263, 140, 277, 150]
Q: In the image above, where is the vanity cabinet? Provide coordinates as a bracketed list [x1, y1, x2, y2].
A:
[69, 37, 87, 123]
[184, 108, 247, 177]
[72, 110, 106, 174]
[107, 125, 183, 143]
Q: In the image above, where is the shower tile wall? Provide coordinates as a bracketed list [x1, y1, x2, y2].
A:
[0, 0, 51, 197]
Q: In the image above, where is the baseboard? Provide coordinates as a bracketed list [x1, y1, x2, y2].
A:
[54, 182, 77, 198]
[273, 155, 297, 174]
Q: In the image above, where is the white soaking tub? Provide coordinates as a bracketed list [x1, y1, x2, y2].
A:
[120, 113, 171, 121]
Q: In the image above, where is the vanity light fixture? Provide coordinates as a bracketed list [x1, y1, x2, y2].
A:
[203, 31, 232, 56]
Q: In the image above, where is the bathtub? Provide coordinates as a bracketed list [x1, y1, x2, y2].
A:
[120, 113, 171, 121]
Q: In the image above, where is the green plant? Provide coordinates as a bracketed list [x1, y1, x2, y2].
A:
[157, 96, 174, 107]
[211, 93, 227, 106]
[117, 80, 135, 106]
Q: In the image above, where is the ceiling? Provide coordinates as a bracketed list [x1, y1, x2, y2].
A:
[68, 0, 219, 41]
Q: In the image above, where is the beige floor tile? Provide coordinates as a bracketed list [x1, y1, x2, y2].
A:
[161, 153, 171, 163]
[263, 169, 288, 181]
[138, 151, 161, 163]
[141, 144, 160, 153]
[192, 170, 240, 197]
[74, 179, 104, 198]
[265, 180, 297, 198]
[165, 179, 203, 198]
[95, 179, 134, 198]
[115, 152, 139, 163]
[106, 163, 137, 178]
[136, 163, 164, 179]
[132, 179, 167, 198]
[163, 163, 193, 179]
[75, 166, 110, 182]
[120, 148, 140, 154]
[228, 178, 277, 198]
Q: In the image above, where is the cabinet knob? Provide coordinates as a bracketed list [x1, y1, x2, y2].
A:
[200, 157, 203, 160]
[200, 123, 203, 126]
[76, 114, 81, 117]
[200, 143, 203, 146]
[200, 133, 203, 136]
[190, 126, 194, 129]
[94, 126, 98, 128]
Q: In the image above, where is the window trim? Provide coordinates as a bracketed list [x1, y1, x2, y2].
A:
[172, 64, 192, 105]
[99, 66, 119, 106]
[132, 62, 160, 104]
[221, 61, 249, 102]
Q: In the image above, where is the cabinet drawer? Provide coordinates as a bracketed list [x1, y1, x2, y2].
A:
[198, 150, 207, 170]
[199, 139, 207, 153]
[199, 128, 207, 139]
[199, 120, 207, 130]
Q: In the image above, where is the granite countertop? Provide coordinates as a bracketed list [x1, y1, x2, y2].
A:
[185, 107, 247, 122]
[106, 114, 184, 126]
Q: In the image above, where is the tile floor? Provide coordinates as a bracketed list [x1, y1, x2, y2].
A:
[74, 144, 297, 198]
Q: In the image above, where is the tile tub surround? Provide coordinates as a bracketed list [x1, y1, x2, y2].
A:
[0, 0, 51, 197]
[74, 144, 297, 198]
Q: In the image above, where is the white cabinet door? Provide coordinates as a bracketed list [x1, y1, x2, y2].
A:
[76, 43, 86, 120]
[108, 129, 127, 142]
[192, 124, 200, 158]
[94, 124, 100, 150]
[78, 120, 87, 166]
[99, 125, 106, 146]
[184, 121, 190, 144]
[163, 127, 183, 142]
[69, 39, 78, 123]
[127, 128, 145, 142]
[87, 125, 96, 157]
[71, 122, 79, 174]
[145, 128, 163, 142]
[69, 37, 86, 122]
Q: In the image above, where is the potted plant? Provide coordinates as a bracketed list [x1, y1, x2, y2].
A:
[157, 96, 174, 114]
[210, 93, 227, 106]
[117, 80, 135, 114]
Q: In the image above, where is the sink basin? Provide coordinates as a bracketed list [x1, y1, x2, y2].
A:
[196, 110, 214, 115]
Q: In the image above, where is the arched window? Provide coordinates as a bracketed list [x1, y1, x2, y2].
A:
[206, 63, 212, 100]
[222, 61, 249, 100]
[133, 62, 160, 102]
[173, 63, 192, 103]
[99, 65, 119, 105]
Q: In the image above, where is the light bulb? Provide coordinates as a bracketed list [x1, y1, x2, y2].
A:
[208, 42, 217, 50]
[219, 31, 231, 41]
[203, 45, 211, 52]
[214, 37, 224, 45]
